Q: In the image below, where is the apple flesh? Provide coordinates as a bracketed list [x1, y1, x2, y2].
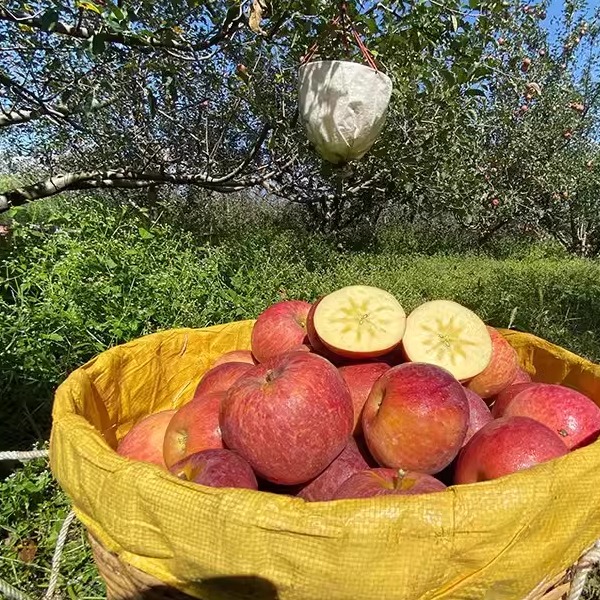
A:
[312, 285, 407, 360]
[306, 299, 345, 364]
[297, 437, 369, 502]
[117, 409, 176, 468]
[163, 391, 225, 468]
[251, 300, 312, 363]
[194, 362, 253, 396]
[338, 362, 390, 433]
[493, 383, 600, 450]
[220, 351, 353, 485]
[466, 327, 519, 398]
[170, 449, 258, 490]
[454, 416, 569, 484]
[212, 350, 256, 368]
[332, 468, 446, 499]
[362, 363, 469, 474]
[402, 300, 493, 381]
[463, 388, 493, 446]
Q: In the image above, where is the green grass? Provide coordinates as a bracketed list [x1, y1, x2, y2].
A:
[1, 194, 600, 598]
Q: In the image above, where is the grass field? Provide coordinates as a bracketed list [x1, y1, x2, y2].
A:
[2, 194, 600, 598]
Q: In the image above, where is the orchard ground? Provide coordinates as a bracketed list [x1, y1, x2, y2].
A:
[2, 192, 600, 598]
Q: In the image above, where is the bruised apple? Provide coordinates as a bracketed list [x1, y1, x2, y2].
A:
[251, 300, 312, 363]
[338, 362, 390, 433]
[362, 363, 469, 474]
[297, 437, 369, 502]
[162, 391, 225, 468]
[332, 468, 446, 499]
[463, 388, 493, 446]
[454, 416, 568, 484]
[117, 409, 176, 468]
[493, 383, 600, 450]
[312, 285, 406, 360]
[194, 362, 253, 396]
[212, 350, 256, 368]
[466, 327, 519, 398]
[220, 351, 353, 485]
[170, 449, 258, 490]
[402, 300, 492, 381]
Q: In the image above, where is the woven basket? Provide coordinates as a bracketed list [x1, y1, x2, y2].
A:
[88, 531, 595, 600]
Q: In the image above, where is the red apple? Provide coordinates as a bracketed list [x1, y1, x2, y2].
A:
[220, 351, 353, 485]
[297, 438, 369, 502]
[332, 468, 446, 499]
[491, 383, 539, 417]
[454, 416, 568, 484]
[212, 350, 256, 368]
[463, 388, 493, 446]
[170, 449, 258, 490]
[493, 383, 600, 450]
[338, 362, 390, 433]
[251, 300, 312, 363]
[163, 391, 225, 468]
[466, 327, 519, 398]
[511, 368, 532, 384]
[194, 362, 253, 396]
[362, 363, 469, 474]
[117, 409, 176, 468]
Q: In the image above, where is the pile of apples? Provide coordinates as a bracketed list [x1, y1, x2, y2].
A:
[117, 285, 600, 500]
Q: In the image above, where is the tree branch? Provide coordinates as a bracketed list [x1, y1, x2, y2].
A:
[0, 5, 245, 53]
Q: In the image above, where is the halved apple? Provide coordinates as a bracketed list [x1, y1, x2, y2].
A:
[312, 285, 406, 359]
[402, 300, 492, 381]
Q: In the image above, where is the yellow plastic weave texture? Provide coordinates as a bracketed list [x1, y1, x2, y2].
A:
[49, 321, 600, 600]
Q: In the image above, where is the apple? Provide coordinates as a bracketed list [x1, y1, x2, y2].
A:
[194, 362, 253, 396]
[463, 388, 493, 446]
[212, 350, 256, 368]
[311, 285, 407, 360]
[511, 368, 532, 384]
[306, 299, 345, 364]
[220, 351, 354, 485]
[362, 363, 469, 474]
[491, 383, 538, 417]
[466, 327, 519, 398]
[332, 468, 446, 499]
[338, 362, 390, 433]
[297, 438, 369, 502]
[492, 383, 600, 450]
[117, 409, 176, 468]
[454, 416, 568, 484]
[251, 300, 312, 363]
[402, 300, 493, 381]
[163, 391, 225, 468]
[170, 449, 258, 490]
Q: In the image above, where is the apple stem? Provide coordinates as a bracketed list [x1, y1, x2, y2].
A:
[394, 469, 407, 489]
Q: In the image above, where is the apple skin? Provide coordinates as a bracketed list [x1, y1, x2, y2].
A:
[466, 327, 519, 398]
[454, 416, 569, 484]
[463, 388, 493, 446]
[297, 437, 369, 502]
[194, 362, 254, 396]
[491, 383, 540, 418]
[117, 409, 177, 468]
[492, 383, 600, 450]
[220, 351, 354, 485]
[332, 468, 446, 499]
[163, 391, 225, 468]
[511, 368, 532, 384]
[338, 362, 390, 433]
[212, 350, 257, 368]
[170, 449, 258, 490]
[362, 363, 469, 474]
[251, 300, 312, 363]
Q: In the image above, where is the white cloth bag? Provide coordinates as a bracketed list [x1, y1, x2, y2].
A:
[298, 60, 393, 165]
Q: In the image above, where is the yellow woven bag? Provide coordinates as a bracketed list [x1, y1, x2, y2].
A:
[49, 321, 600, 600]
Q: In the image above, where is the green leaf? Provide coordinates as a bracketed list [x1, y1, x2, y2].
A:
[451, 14, 459, 32]
[91, 33, 107, 55]
[138, 227, 154, 239]
[466, 87, 487, 97]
